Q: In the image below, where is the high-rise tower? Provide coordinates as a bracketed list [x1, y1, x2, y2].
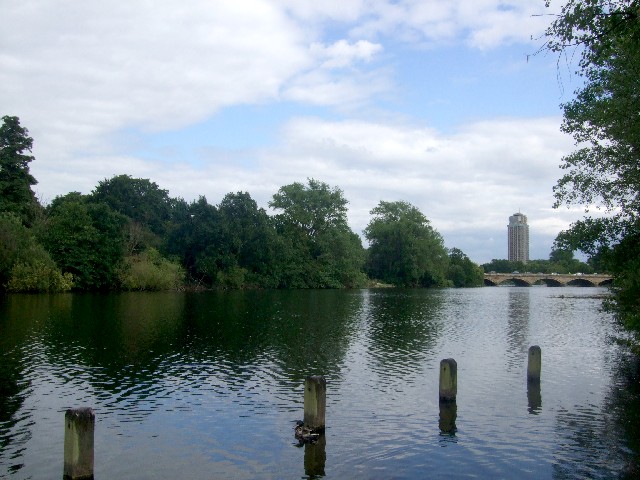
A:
[508, 213, 529, 263]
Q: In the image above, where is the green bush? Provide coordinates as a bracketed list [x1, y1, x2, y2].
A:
[0, 212, 72, 292]
[0, 212, 31, 283]
[6, 260, 73, 292]
[119, 248, 185, 291]
[216, 265, 248, 289]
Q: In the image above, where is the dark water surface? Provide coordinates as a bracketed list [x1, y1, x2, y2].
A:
[1, 287, 639, 479]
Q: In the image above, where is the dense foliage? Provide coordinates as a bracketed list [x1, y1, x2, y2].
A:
[543, 0, 640, 332]
[37, 193, 128, 290]
[0, 116, 486, 292]
[0, 116, 39, 226]
[270, 179, 367, 288]
[365, 201, 449, 287]
[448, 248, 485, 287]
[92, 174, 173, 252]
[0, 212, 72, 292]
[118, 248, 184, 291]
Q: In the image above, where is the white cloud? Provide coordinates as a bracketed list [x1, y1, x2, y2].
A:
[344, 0, 554, 48]
[0, 0, 556, 144]
[310, 40, 383, 69]
[1, 1, 309, 136]
[0, 1, 397, 169]
[282, 69, 391, 108]
[281, 39, 387, 108]
[278, 0, 367, 23]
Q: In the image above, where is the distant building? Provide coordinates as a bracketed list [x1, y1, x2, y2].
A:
[508, 213, 529, 263]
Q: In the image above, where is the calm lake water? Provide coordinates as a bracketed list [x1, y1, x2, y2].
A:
[1, 287, 639, 479]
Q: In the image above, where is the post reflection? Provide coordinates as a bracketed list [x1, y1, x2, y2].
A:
[506, 288, 530, 372]
[527, 381, 542, 414]
[303, 434, 326, 478]
[439, 400, 457, 435]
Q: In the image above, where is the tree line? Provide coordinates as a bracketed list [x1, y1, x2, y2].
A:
[0, 116, 485, 292]
[481, 248, 595, 276]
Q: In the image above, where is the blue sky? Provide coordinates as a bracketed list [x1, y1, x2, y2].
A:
[1, 0, 587, 263]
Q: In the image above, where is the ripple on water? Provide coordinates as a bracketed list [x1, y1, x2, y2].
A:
[0, 288, 636, 479]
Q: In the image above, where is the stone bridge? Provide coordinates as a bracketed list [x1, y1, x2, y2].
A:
[484, 272, 613, 287]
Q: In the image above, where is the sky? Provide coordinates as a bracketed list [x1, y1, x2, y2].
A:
[0, 0, 588, 264]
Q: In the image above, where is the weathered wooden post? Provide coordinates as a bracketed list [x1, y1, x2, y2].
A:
[63, 407, 95, 480]
[439, 359, 457, 402]
[439, 359, 457, 433]
[303, 376, 326, 433]
[527, 346, 541, 384]
[527, 346, 542, 413]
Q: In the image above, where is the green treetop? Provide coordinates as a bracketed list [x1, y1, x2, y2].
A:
[269, 179, 365, 288]
[365, 200, 449, 287]
[0, 116, 39, 225]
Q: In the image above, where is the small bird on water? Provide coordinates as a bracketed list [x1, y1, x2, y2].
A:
[294, 420, 320, 444]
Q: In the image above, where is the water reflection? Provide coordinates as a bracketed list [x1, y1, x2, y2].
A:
[364, 289, 444, 383]
[302, 434, 326, 478]
[527, 382, 542, 414]
[438, 401, 457, 434]
[0, 345, 28, 475]
[0, 294, 75, 476]
[552, 350, 640, 479]
[506, 288, 530, 372]
[1, 288, 639, 479]
[37, 291, 364, 405]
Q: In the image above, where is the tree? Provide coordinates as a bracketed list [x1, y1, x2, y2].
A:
[269, 179, 365, 288]
[92, 175, 173, 253]
[364, 201, 448, 287]
[0, 116, 39, 225]
[447, 248, 484, 287]
[549, 247, 574, 265]
[270, 179, 349, 237]
[546, 0, 640, 235]
[543, 0, 640, 330]
[0, 212, 31, 284]
[548, 247, 594, 274]
[0, 212, 72, 292]
[164, 196, 224, 286]
[217, 192, 279, 287]
[39, 193, 127, 290]
[481, 259, 526, 273]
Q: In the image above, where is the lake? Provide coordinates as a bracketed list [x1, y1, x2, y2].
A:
[1, 287, 639, 479]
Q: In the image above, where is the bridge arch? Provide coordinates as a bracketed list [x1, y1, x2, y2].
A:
[533, 278, 563, 287]
[566, 278, 597, 287]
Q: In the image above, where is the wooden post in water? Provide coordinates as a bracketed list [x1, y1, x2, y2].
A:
[63, 407, 95, 480]
[527, 346, 542, 384]
[303, 376, 326, 433]
[439, 359, 457, 402]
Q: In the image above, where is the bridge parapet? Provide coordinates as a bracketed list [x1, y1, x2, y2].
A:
[483, 273, 613, 287]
